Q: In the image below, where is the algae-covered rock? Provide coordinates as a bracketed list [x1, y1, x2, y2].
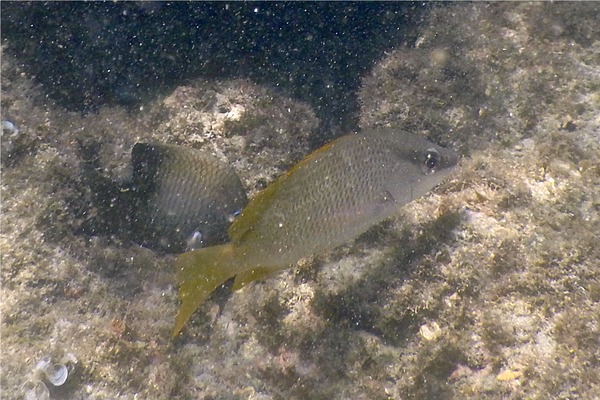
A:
[354, 3, 600, 398]
[1, 3, 599, 399]
[0, 46, 317, 399]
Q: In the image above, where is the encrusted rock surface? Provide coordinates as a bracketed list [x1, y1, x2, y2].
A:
[2, 3, 598, 399]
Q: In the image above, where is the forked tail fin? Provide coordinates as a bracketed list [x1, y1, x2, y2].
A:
[172, 243, 238, 337]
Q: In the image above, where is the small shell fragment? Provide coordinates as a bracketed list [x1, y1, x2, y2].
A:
[34, 355, 72, 386]
[419, 321, 442, 341]
[497, 369, 522, 381]
[45, 363, 69, 386]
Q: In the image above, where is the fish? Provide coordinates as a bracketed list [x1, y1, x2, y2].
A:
[172, 128, 459, 336]
[131, 143, 248, 253]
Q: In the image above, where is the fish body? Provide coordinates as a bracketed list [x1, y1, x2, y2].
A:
[132, 143, 248, 253]
[173, 128, 458, 335]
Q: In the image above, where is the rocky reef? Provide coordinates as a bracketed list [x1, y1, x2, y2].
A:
[1, 3, 598, 399]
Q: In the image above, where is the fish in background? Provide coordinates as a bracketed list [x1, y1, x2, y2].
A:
[173, 128, 459, 336]
[77, 142, 248, 254]
[131, 143, 248, 253]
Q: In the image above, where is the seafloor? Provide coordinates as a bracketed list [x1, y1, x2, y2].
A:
[2, 3, 599, 400]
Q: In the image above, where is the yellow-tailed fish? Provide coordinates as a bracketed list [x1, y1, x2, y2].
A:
[173, 128, 459, 336]
[132, 143, 247, 253]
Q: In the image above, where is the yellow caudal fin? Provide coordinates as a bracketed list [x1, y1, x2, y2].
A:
[172, 243, 238, 337]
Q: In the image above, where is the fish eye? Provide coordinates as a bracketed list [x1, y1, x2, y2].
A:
[421, 148, 440, 175]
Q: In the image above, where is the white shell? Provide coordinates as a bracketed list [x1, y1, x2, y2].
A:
[45, 363, 69, 386]
[35, 356, 69, 386]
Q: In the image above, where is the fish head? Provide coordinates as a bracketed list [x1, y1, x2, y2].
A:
[385, 132, 459, 204]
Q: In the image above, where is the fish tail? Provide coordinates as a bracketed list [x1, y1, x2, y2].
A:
[172, 243, 238, 337]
